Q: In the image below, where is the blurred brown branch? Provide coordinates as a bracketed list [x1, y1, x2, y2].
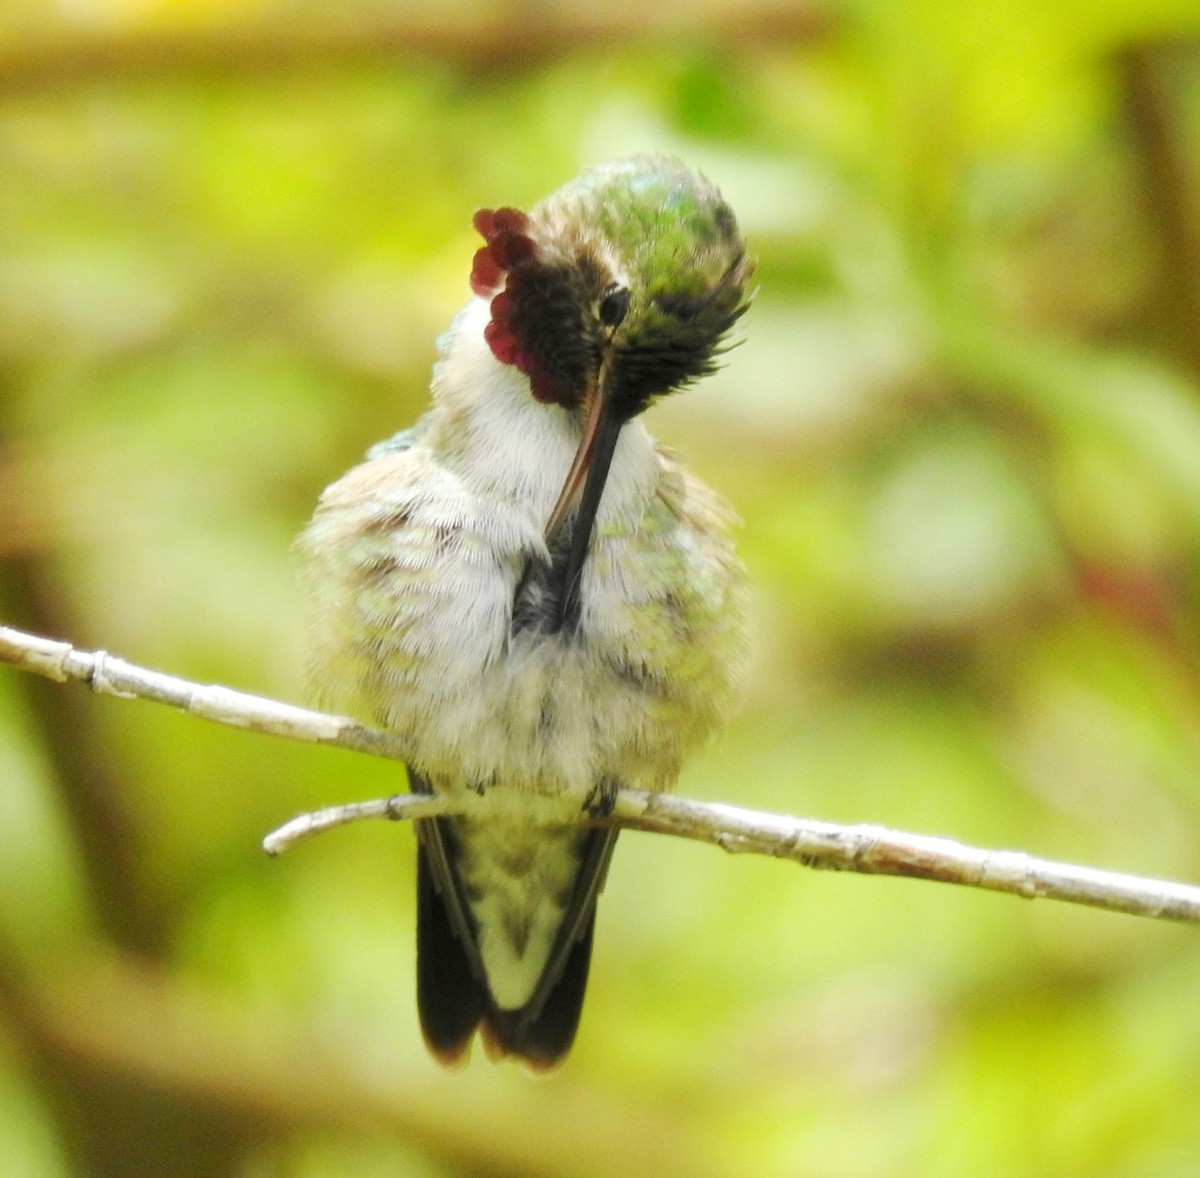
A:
[17, 942, 720, 1178]
[0, 4, 832, 96]
[0, 495, 251, 1173]
[5, 622, 1200, 927]
[1117, 40, 1200, 381]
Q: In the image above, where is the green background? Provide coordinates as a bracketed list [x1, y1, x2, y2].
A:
[2, 1, 1200, 1174]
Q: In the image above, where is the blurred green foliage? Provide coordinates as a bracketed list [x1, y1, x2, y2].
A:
[2, 1, 1200, 1175]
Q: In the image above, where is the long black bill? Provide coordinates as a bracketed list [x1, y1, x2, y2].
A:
[543, 375, 626, 632]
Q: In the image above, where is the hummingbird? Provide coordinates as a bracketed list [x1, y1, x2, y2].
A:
[298, 155, 752, 1069]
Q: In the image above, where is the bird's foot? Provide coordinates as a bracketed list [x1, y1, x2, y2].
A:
[583, 778, 619, 819]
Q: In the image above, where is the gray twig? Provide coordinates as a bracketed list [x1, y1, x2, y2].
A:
[4, 623, 1199, 925]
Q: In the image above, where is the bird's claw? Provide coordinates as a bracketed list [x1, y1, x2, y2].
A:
[584, 778, 619, 819]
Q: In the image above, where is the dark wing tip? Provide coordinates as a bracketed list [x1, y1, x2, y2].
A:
[416, 843, 486, 1066]
[424, 1037, 475, 1070]
[480, 1019, 562, 1074]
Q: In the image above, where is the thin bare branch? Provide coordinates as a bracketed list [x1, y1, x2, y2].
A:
[262, 793, 448, 856]
[4, 623, 1200, 927]
[0, 624, 407, 760]
[604, 792, 1200, 923]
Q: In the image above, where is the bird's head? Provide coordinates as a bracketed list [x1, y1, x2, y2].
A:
[469, 155, 753, 625]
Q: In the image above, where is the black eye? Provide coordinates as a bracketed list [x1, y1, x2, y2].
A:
[598, 286, 630, 329]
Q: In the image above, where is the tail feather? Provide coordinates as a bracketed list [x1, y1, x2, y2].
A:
[410, 773, 617, 1069]
[480, 912, 597, 1069]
